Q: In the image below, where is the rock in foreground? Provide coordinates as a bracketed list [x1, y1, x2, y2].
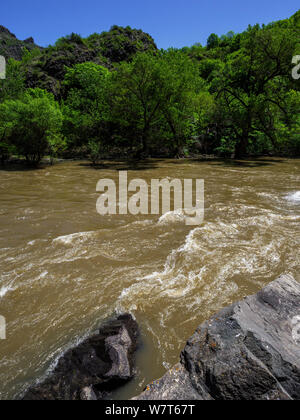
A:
[134, 274, 300, 400]
[23, 314, 139, 400]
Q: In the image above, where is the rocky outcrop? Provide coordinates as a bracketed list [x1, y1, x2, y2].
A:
[22, 314, 139, 400]
[134, 274, 300, 400]
[0, 25, 41, 61]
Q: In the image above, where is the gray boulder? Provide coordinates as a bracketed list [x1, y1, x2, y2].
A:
[132, 363, 212, 400]
[22, 314, 139, 400]
[80, 386, 97, 401]
[135, 274, 300, 400]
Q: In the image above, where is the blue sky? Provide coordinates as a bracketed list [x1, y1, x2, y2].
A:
[1, 0, 299, 49]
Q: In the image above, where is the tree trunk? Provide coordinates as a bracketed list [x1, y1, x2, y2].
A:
[235, 137, 248, 159]
[234, 122, 251, 159]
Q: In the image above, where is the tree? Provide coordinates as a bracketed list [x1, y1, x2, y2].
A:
[0, 88, 63, 165]
[110, 51, 218, 158]
[158, 50, 209, 156]
[0, 58, 25, 101]
[110, 52, 167, 157]
[207, 33, 220, 49]
[62, 62, 111, 162]
[214, 24, 299, 158]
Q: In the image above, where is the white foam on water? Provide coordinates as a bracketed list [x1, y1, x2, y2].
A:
[117, 225, 222, 311]
[117, 207, 297, 318]
[122, 219, 153, 230]
[158, 209, 187, 225]
[52, 231, 96, 245]
[0, 285, 13, 298]
[286, 191, 300, 203]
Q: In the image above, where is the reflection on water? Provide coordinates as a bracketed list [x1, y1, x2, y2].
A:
[0, 158, 299, 399]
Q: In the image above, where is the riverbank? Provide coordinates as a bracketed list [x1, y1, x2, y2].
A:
[1, 154, 299, 170]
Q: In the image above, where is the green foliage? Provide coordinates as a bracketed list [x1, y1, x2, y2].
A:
[62, 62, 111, 160]
[0, 13, 299, 164]
[55, 33, 86, 49]
[207, 33, 220, 49]
[0, 59, 25, 101]
[198, 58, 223, 82]
[86, 25, 157, 63]
[109, 52, 164, 156]
[211, 22, 299, 157]
[158, 50, 211, 156]
[0, 136, 17, 163]
[21, 47, 43, 64]
[0, 88, 63, 164]
[107, 50, 214, 158]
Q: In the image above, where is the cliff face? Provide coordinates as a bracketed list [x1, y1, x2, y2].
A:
[134, 274, 300, 400]
[0, 26, 41, 61]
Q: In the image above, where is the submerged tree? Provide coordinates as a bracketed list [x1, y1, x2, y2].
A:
[158, 50, 211, 157]
[110, 52, 166, 157]
[62, 62, 111, 162]
[0, 88, 63, 165]
[110, 51, 211, 157]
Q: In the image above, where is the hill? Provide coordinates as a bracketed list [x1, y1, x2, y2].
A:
[0, 25, 158, 96]
[0, 25, 42, 60]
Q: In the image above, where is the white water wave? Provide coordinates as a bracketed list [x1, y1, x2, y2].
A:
[286, 191, 300, 203]
[0, 285, 14, 298]
[52, 231, 97, 246]
[158, 209, 188, 225]
[117, 210, 299, 316]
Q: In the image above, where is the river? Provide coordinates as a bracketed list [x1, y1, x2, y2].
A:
[0, 158, 299, 399]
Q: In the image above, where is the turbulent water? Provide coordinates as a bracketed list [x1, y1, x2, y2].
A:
[0, 158, 299, 399]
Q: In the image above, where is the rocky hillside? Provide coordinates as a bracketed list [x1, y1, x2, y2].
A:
[0, 25, 158, 96]
[134, 274, 300, 400]
[0, 25, 42, 60]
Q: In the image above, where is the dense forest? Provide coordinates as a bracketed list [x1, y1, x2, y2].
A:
[0, 11, 299, 165]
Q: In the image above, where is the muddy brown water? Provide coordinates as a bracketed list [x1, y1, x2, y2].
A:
[0, 158, 299, 400]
